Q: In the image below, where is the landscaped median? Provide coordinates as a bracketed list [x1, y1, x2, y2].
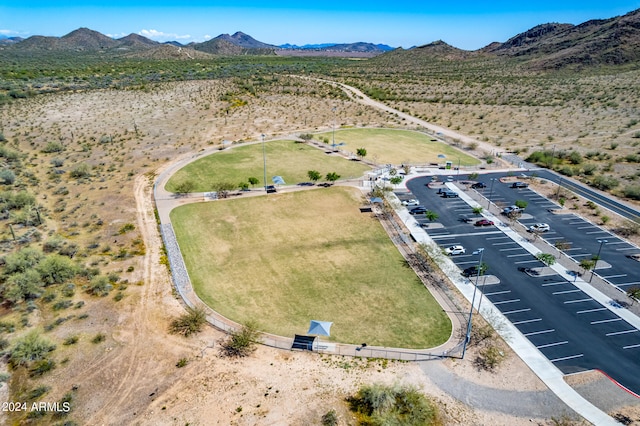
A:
[170, 186, 451, 349]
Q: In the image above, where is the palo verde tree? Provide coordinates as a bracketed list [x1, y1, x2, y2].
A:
[325, 172, 341, 183]
[536, 253, 556, 266]
[356, 147, 367, 159]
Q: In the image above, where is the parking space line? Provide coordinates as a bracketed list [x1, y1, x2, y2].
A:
[492, 299, 521, 305]
[606, 329, 639, 336]
[564, 298, 593, 304]
[552, 289, 582, 295]
[616, 247, 639, 251]
[565, 248, 584, 251]
[542, 281, 566, 287]
[486, 236, 509, 240]
[577, 226, 593, 230]
[624, 344, 640, 350]
[524, 329, 555, 336]
[602, 274, 627, 279]
[499, 247, 523, 251]
[550, 354, 584, 363]
[514, 260, 540, 264]
[454, 261, 478, 266]
[512, 318, 542, 325]
[591, 318, 623, 325]
[586, 231, 611, 235]
[507, 253, 531, 258]
[537, 341, 568, 349]
[485, 290, 511, 296]
[502, 308, 531, 315]
[493, 242, 517, 246]
[431, 231, 503, 239]
[577, 307, 608, 314]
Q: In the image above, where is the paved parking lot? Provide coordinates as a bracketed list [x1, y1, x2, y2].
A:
[403, 173, 640, 395]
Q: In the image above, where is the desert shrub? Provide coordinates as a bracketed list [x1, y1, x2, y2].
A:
[27, 385, 51, 400]
[2, 269, 44, 303]
[347, 383, 440, 426]
[474, 345, 505, 371]
[52, 300, 73, 311]
[91, 333, 105, 344]
[87, 275, 113, 296]
[2, 246, 44, 274]
[9, 331, 56, 368]
[37, 254, 80, 285]
[118, 223, 135, 234]
[169, 306, 207, 337]
[176, 357, 189, 368]
[622, 185, 640, 200]
[0, 169, 16, 185]
[321, 409, 338, 426]
[29, 358, 56, 377]
[50, 157, 64, 167]
[590, 174, 619, 190]
[220, 321, 261, 357]
[69, 163, 91, 178]
[63, 335, 79, 345]
[42, 141, 64, 153]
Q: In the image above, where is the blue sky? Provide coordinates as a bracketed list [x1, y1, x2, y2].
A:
[2, 1, 639, 50]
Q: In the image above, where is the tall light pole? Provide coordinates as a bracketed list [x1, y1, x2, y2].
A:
[590, 239, 607, 283]
[462, 247, 484, 359]
[473, 248, 486, 314]
[487, 178, 496, 209]
[332, 106, 336, 147]
[261, 134, 267, 192]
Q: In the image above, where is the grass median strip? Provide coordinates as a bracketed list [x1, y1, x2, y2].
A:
[171, 186, 451, 348]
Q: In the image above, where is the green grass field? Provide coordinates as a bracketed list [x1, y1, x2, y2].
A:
[171, 187, 451, 348]
[316, 128, 480, 166]
[165, 140, 371, 192]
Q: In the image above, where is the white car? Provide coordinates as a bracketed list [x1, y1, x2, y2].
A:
[529, 223, 550, 233]
[402, 199, 419, 206]
[445, 245, 466, 255]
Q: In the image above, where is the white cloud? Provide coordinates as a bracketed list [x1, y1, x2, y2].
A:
[138, 29, 192, 42]
[0, 29, 28, 37]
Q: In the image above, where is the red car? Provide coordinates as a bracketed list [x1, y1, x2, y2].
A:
[475, 219, 494, 227]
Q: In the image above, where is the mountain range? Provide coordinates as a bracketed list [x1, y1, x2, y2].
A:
[1, 8, 639, 68]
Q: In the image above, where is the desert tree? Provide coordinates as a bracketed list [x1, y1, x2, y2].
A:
[220, 320, 261, 357]
[356, 147, 367, 159]
[169, 305, 207, 337]
[307, 170, 321, 182]
[325, 172, 341, 183]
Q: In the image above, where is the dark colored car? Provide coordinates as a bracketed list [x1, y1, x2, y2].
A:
[474, 219, 494, 226]
[441, 190, 459, 198]
[462, 264, 488, 277]
[511, 181, 529, 188]
[409, 206, 427, 215]
[297, 182, 314, 186]
[266, 185, 277, 193]
[471, 182, 487, 189]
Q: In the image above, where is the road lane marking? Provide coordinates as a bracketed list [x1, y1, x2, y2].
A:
[624, 344, 640, 349]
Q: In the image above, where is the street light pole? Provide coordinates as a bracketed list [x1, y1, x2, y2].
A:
[590, 239, 607, 283]
[474, 248, 486, 314]
[262, 134, 267, 192]
[487, 178, 496, 209]
[462, 248, 484, 359]
[332, 107, 336, 147]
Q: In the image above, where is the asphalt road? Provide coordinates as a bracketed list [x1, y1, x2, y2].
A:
[404, 175, 640, 396]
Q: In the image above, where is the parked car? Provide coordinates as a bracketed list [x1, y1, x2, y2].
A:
[441, 190, 459, 198]
[462, 264, 488, 277]
[475, 219, 494, 227]
[529, 223, 550, 233]
[502, 205, 522, 215]
[511, 181, 529, 188]
[445, 245, 466, 255]
[297, 182, 314, 186]
[471, 182, 487, 189]
[409, 206, 427, 215]
[402, 199, 419, 206]
[266, 185, 277, 193]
